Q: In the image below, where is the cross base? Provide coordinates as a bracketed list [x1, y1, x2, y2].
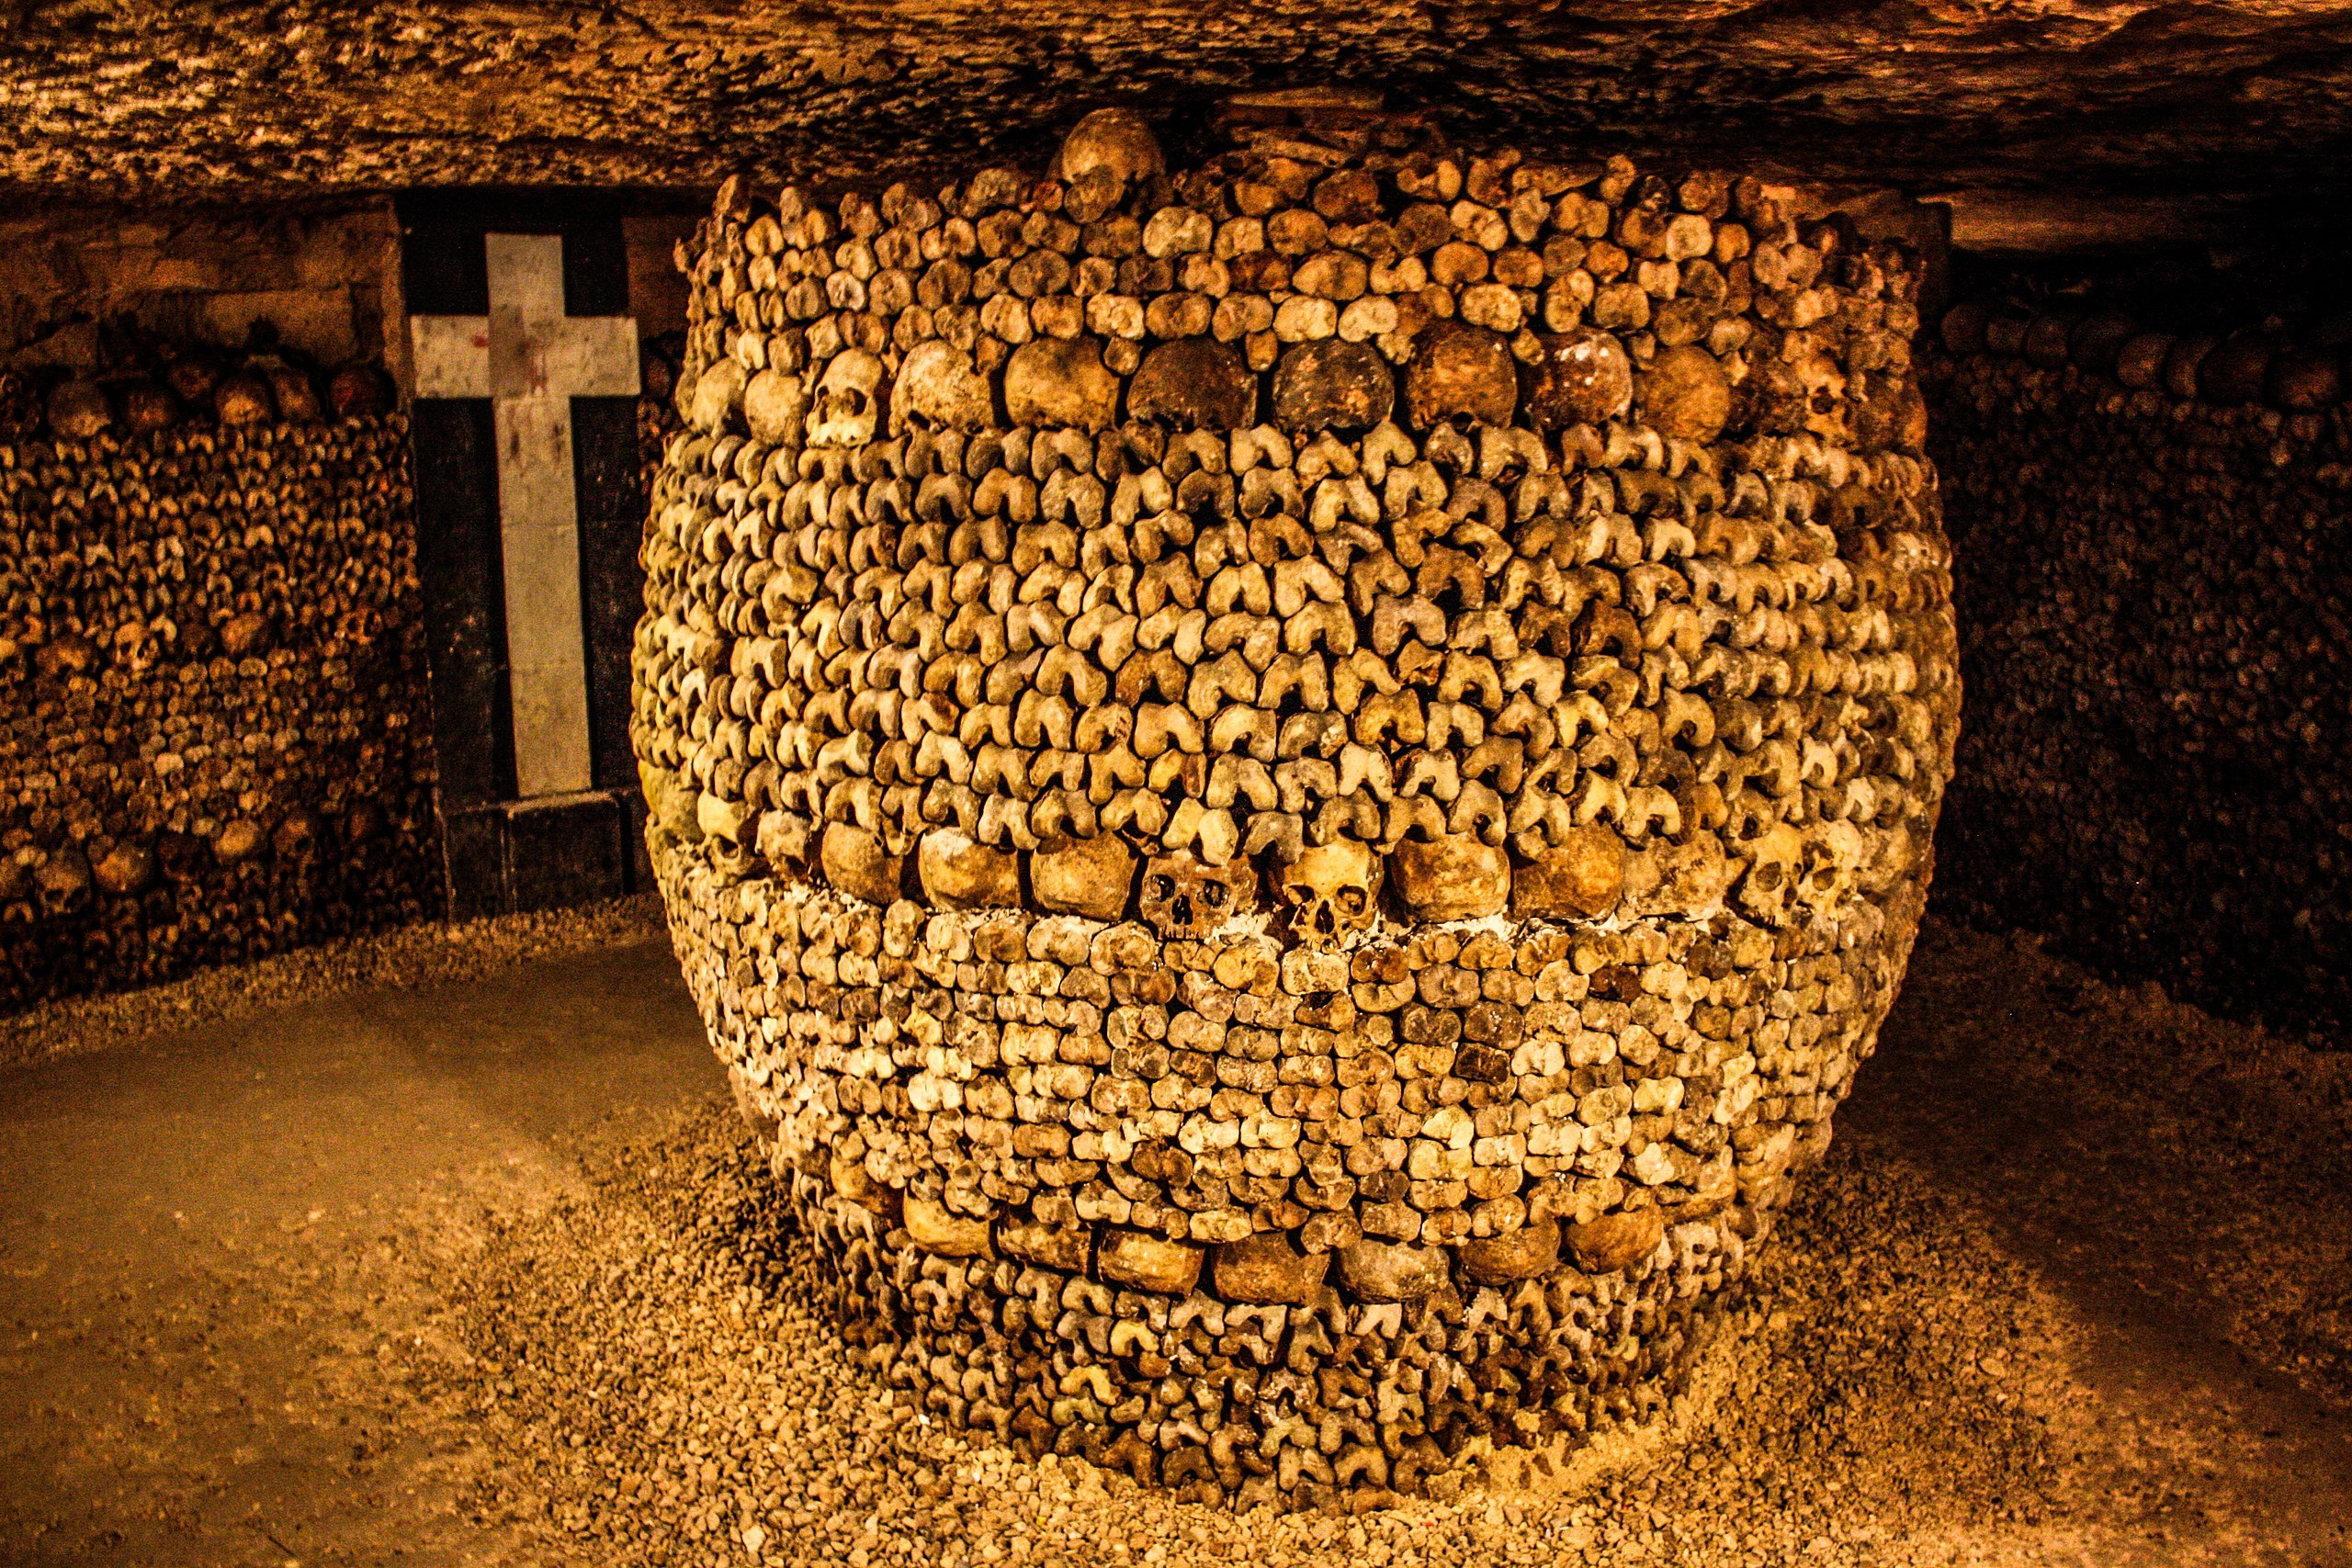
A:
[439, 788, 650, 919]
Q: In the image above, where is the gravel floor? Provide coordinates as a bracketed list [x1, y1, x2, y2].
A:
[3, 894, 666, 1070]
[406, 1081, 2348, 1568]
[5, 913, 2349, 1567]
[1870, 922, 2352, 1416]
[413, 1102, 2072, 1568]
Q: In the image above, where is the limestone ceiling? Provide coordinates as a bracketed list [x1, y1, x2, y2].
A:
[3, 0, 2349, 226]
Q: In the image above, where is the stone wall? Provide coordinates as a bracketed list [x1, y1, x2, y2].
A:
[639, 103, 1957, 1506]
[0, 202, 401, 380]
[0, 409, 438, 1011]
[1928, 318, 2352, 1037]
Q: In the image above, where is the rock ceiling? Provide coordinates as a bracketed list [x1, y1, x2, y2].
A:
[2, 1, 2349, 218]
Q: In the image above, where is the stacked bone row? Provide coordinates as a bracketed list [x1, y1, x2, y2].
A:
[0, 415, 436, 1010]
[638, 107, 1959, 1504]
[666, 852, 1910, 1506]
[1939, 296, 2346, 412]
[3, 351, 393, 444]
[1928, 331, 2352, 1038]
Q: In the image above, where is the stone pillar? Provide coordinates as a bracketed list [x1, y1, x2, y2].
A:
[634, 102, 1957, 1506]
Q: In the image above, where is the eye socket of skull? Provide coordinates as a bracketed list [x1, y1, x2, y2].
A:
[1202, 881, 1228, 908]
[1336, 888, 1367, 915]
[1148, 874, 1175, 899]
[1755, 863, 1783, 890]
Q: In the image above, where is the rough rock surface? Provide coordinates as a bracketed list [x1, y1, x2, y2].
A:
[1, 3, 2349, 200]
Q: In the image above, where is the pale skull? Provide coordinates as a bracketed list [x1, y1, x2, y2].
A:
[1279, 841, 1381, 946]
[1857, 821, 1918, 895]
[808, 349, 885, 446]
[1735, 821, 1806, 926]
[1139, 851, 1257, 940]
[1795, 819, 1865, 914]
[889, 340, 994, 433]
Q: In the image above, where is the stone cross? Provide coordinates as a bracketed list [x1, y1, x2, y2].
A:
[410, 234, 639, 798]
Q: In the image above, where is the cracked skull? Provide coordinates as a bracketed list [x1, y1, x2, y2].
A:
[808, 349, 885, 446]
[1139, 850, 1257, 940]
[1278, 841, 1381, 946]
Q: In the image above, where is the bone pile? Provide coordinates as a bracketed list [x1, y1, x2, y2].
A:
[6, 348, 391, 444]
[636, 104, 1960, 1506]
[1930, 302, 2352, 1036]
[0, 384, 436, 1010]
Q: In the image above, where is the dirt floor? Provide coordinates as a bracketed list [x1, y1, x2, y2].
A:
[1, 914, 2347, 1568]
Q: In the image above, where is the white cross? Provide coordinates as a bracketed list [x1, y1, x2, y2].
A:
[410, 234, 639, 798]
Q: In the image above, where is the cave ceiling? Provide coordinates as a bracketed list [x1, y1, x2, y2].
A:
[2, 0, 2350, 225]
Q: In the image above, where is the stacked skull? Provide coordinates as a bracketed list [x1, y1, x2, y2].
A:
[636, 106, 1959, 1506]
[0, 359, 435, 1010]
[1929, 300, 2352, 1037]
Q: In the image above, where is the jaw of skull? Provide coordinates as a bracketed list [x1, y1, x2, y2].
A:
[808, 349, 886, 446]
[1139, 851, 1258, 940]
[1279, 841, 1380, 946]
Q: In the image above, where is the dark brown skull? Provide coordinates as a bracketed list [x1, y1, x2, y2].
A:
[1139, 851, 1257, 939]
[1519, 328, 1633, 429]
[1128, 338, 1257, 429]
[1271, 340, 1395, 432]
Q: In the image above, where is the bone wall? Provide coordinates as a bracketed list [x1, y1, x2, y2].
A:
[639, 102, 1958, 1507]
[1928, 313, 2352, 1038]
[0, 388, 438, 1012]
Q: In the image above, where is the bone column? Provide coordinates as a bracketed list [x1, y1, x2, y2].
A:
[411, 234, 639, 797]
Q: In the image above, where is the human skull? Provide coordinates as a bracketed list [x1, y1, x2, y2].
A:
[1272, 340, 1396, 432]
[1635, 344, 1731, 442]
[1002, 337, 1119, 432]
[1795, 819, 1865, 914]
[1791, 349, 1850, 441]
[1856, 821, 1918, 896]
[1053, 107, 1165, 191]
[1279, 841, 1381, 945]
[1520, 328, 1633, 429]
[1139, 851, 1257, 940]
[744, 367, 808, 446]
[1127, 338, 1257, 429]
[889, 341, 994, 433]
[1735, 821, 1806, 926]
[1403, 321, 1517, 429]
[808, 349, 885, 446]
[32, 846, 93, 917]
[111, 618, 160, 676]
[686, 355, 745, 434]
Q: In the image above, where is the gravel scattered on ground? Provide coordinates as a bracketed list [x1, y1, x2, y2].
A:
[1878, 920, 2352, 1414]
[401, 1095, 2273, 1568]
[2, 893, 665, 1069]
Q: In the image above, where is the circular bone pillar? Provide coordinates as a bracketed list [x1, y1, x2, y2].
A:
[638, 107, 1958, 1507]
